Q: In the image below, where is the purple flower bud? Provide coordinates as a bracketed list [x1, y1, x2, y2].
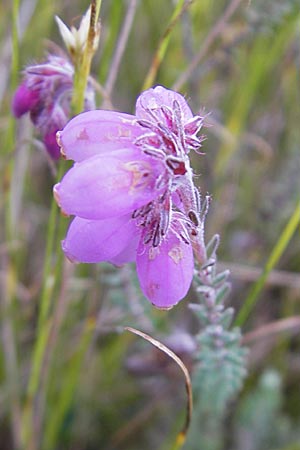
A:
[12, 55, 95, 160]
[43, 131, 61, 160]
[12, 83, 39, 118]
[54, 86, 206, 308]
[43, 105, 69, 159]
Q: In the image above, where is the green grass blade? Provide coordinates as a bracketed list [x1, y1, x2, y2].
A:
[142, 0, 192, 91]
[43, 319, 95, 450]
[235, 199, 300, 327]
[215, 10, 300, 176]
[0, 1, 22, 448]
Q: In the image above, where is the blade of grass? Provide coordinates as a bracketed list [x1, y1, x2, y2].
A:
[21, 160, 67, 450]
[43, 317, 95, 450]
[215, 10, 300, 175]
[142, 0, 193, 91]
[235, 199, 300, 327]
[104, 0, 137, 98]
[0, 0, 23, 447]
[172, 0, 243, 91]
[0, 256, 22, 450]
[11, 0, 19, 93]
[97, 0, 124, 84]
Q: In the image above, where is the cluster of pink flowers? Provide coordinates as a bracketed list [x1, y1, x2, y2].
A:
[12, 55, 95, 159]
[54, 86, 206, 309]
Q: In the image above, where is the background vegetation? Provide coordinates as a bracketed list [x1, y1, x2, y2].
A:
[1, 0, 300, 449]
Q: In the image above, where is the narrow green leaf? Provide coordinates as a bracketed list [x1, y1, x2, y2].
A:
[235, 199, 300, 327]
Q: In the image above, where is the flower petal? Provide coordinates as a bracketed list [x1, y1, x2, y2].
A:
[12, 84, 39, 118]
[43, 107, 68, 160]
[54, 150, 163, 219]
[58, 110, 145, 161]
[62, 214, 138, 263]
[43, 131, 61, 160]
[136, 231, 194, 309]
[108, 233, 140, 266]
[136, 85, 193, 122]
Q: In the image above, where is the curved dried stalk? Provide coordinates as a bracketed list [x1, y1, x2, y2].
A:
[124, 326, 193, 449]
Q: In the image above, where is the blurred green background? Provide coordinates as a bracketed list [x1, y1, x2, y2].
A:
[1, 0, 300, 449]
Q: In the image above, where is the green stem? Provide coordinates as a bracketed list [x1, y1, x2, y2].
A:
[43, 318, 95, 450]
[71, 0, 102, 115]
[235, 199, 300, 327]
[36, 163, 66, 333]
[142, 0, 192, 91]
[21, 2, 103, 445]
[0, 1, 23, 448]
[11, 0, 20, 92]
[21, 161, 66, 450]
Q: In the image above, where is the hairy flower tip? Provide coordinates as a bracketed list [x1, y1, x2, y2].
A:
[12, 54, 95, 160]
[55, 85, 207, 308]
[135, 85, 205, 157]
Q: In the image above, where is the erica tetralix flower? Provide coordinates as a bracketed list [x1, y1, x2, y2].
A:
[12, 55, 95, 159]
[54, 86, 206, 309]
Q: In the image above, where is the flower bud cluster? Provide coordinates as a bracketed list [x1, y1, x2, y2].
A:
[12, 55, 95, 159]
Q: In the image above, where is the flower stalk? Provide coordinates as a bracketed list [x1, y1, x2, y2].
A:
[71, 0, 101, 115]
[0, 1, 23, 448]
[184, 235, 247, 449]
[20, 161, 67, 450]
